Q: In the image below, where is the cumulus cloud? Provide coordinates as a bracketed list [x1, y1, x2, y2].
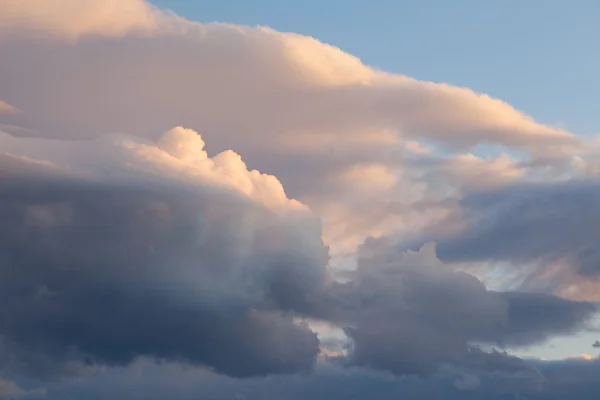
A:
[0, 128, 327, 378]
[0, 127, 591, 384]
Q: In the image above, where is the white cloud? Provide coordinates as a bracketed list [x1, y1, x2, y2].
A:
[0, 0, 581, 157]
[0, 127, 306, 212]
[0, 0, 161, 41]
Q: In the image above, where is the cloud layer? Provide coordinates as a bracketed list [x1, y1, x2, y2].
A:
[1, 0, 600, 399]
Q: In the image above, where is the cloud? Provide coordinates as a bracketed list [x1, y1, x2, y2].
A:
[0, 101, 20, 115]
[395, 181, 600, 298]
[0, 0, 587, 267]
[436, 181, 600, 270]
[2, 1, 600, 398]
[16, 357, 600, 400]
[0, 18, 579, 154]
[0, 128, 590, 384]
[527, 356, 600, 399]
[309, 243, 596, 377]
[0, 378, 45, 399]
[454, 374, 481, 390]
[0, 128, 327, 378]
[0, 0, 161, 41]
[11, 361, 530, 400]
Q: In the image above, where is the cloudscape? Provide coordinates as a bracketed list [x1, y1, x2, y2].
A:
[0, 1, 599, 399]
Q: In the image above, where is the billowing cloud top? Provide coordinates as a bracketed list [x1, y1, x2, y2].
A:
[0, 126, 328, 378]
[0, 1, 599, 399]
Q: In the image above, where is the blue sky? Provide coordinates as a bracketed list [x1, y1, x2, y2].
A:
[151, 0, 600, 136]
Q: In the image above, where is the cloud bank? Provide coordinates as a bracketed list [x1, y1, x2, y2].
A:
[0, 127, 328, 378]
[1, 0, 600, 399]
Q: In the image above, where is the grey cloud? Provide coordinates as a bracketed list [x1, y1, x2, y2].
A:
[20, 358, 600, 400]
[433, 181, 600, 277]
[0, 132, 593, 384]
[0, 378, 45, 399]
[453, 373, 481, 390]
[0, 175, 326, 378]
[313, 243, 595, 377]
[526, 356, 600, 400]
[496, 291, 597, 346]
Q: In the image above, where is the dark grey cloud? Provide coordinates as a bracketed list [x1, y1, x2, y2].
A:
[434, 181, 600, 276]
[12, 357, 600, 400]
[0, 175, 327, 378]
[6, 361, 534, 400]
[527, 356, 600, 399]
[497, 291, 597, 346]
[1, 169, 596, 386]
[1, 173, 594, 382]
[0, 377, 45, 399]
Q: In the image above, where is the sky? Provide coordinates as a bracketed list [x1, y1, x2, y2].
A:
[1, 1, 600, 399]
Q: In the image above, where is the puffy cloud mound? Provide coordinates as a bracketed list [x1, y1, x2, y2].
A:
[0, 128, 327, 378]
